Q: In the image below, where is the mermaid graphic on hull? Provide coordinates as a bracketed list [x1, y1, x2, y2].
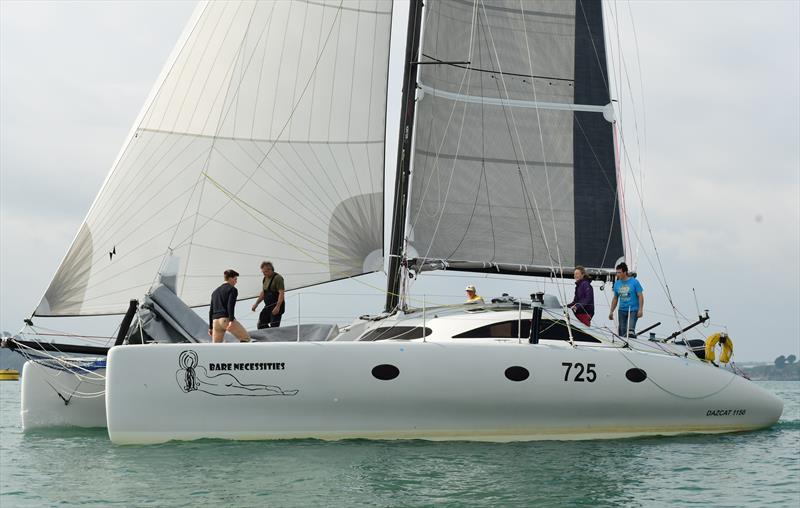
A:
[176, 350, 299, 397]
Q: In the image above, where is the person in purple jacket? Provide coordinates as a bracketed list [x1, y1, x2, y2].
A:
[567, 265, 594, 326]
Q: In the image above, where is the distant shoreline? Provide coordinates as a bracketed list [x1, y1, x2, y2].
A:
[739, 364, 800, 381]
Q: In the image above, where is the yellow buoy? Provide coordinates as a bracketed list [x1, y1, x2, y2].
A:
[705, 333, 733, 363]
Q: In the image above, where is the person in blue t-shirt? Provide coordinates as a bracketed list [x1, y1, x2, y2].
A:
[608, 262, 644, 337]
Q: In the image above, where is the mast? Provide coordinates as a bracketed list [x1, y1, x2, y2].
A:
[385, 0, 424, 313]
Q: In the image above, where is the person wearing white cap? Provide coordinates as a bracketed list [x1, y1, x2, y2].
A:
[465, 284, 484, 304]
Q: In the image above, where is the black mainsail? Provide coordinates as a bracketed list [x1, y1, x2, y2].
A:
[398, 0, 623, 288]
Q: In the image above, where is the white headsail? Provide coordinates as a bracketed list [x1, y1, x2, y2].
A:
[36, 0, 393, 316]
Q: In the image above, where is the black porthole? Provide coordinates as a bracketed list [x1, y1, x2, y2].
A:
[372, 364, 400, 381]
[505, 366, 530, 382]
[625, 368, 647, 383]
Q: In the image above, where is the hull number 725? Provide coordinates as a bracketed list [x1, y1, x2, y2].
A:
[562, 362, 597, 382]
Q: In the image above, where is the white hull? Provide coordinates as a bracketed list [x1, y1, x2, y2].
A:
[20, 361, 106, 430]
[105, 342, 782, 445]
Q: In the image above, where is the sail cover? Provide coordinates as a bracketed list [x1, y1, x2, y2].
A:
[36, 0, 393, 316]
[407, 0, 623, 272]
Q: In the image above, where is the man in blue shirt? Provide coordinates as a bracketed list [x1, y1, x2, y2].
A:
[608, 262, 644, 337]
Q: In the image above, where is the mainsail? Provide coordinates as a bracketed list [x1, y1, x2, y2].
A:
[36, 0, 393, 316]
[406, 0, 623, 274]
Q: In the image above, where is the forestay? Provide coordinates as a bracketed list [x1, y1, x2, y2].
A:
[36, 0, 393, 316]
[407, 0, 623, 272]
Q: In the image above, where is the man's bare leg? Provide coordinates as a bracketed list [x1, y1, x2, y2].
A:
[212, 318, 228, 343]
[227, 320, 251, 342]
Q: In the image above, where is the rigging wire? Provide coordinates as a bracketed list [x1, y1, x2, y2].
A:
[473, 2, 560, 275]
[515, 0, 576, 341]
[515, 0, 566, 280]
[442, 25, 498, 260]
[577, 0, 698, 346]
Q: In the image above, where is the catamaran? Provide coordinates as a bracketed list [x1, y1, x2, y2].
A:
[3, 0, 782, 444]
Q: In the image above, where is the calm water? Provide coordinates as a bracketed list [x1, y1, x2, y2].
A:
[1, 382, 798, 507]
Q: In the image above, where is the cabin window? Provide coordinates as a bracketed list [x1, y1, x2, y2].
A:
[358, 326, 432, 341]
[453, 319, 600, 343]
[453, 320, 518, 339]
[539, 320, 600, 343]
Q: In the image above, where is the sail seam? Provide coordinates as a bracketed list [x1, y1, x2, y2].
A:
[447, 0, 573, 20]
[126, 116, 381, 143]
[300, 0, 390, 16]
[415, 148, 571, 168]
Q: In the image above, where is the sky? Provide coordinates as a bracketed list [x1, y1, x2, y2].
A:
[1, 0, 798, 362]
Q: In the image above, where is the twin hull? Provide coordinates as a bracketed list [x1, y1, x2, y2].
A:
[21, 361, 106, 430]
[103, 341, 782, 444]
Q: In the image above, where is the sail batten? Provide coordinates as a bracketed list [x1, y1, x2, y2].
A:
[420, 83, 613, 114]
[36, 0, 393, 317]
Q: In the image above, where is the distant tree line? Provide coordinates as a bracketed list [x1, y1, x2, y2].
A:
[741, 355, 799, 380]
